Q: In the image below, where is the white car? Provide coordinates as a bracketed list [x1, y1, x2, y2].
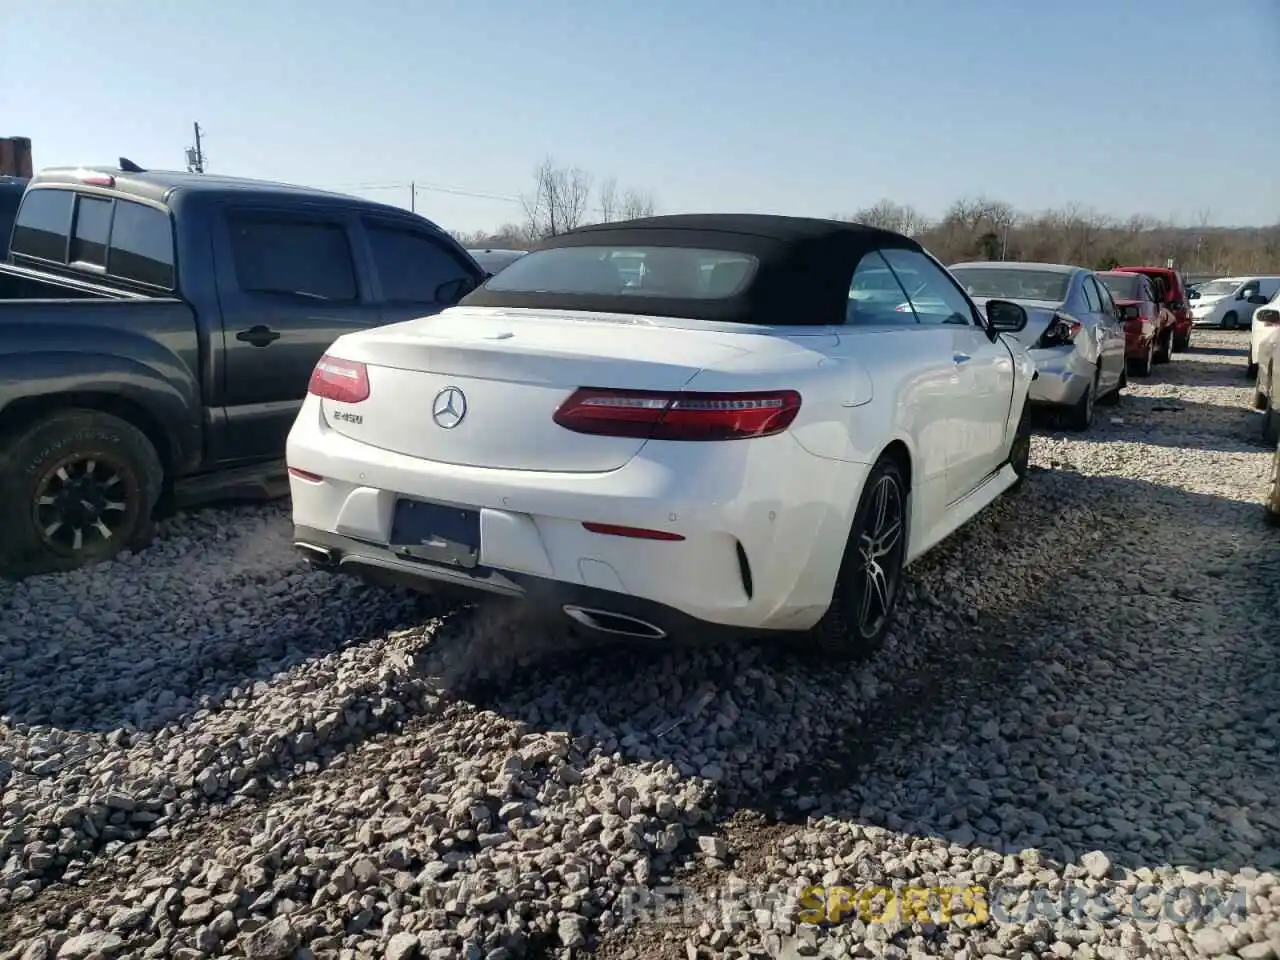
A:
[1248, 289, 1280, 380]
[286, 215, 1037, 653]
[1189, 276, 1280, 329]
[1252, 293, 1280, 444]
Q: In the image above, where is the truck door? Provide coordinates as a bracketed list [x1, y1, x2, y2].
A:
[212, 205, 383, 464]
[358, 215, 484, 325]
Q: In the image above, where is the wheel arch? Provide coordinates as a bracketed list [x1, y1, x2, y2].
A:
[0, 393, 175, 478]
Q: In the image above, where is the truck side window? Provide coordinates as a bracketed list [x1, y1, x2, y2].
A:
[366, 224, 475, 304]
[10, 188, 73, 263]
[228, 215, 357, 301]
[70, 196, 113, 267]
[109, 200, 175, 289]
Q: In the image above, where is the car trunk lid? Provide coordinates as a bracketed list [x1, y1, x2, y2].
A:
[320, 306, 781, 472]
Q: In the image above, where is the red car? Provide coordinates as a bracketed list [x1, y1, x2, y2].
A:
[1114, 265, 1192, 353]
[1096, 271, 1166, 375]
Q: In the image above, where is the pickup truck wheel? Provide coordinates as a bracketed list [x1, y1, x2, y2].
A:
[0, 410, 163, 576]
[1173, 332, 1190, 352]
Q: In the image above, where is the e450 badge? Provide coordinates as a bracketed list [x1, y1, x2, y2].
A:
[332, 410, 363, 425]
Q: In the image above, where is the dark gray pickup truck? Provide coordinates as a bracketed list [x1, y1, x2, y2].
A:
[0, 164, 486, 576]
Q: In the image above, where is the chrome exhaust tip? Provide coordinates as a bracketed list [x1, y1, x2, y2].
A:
[295, 542, 335, 566]
[562, 605, 667, 640]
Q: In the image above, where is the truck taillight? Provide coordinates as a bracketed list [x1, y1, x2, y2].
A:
[308, 355, 370, 404]
[553, 388, 801, 441]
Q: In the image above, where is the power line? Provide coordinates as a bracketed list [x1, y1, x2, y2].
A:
[316, 178, 647, 220]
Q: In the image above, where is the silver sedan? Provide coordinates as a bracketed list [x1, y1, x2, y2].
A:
[950, 262, 1128, 431]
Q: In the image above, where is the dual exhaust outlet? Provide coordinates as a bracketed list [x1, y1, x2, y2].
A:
[296, 543, 666, 640]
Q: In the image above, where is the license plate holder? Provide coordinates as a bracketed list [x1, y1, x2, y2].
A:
[388, 498, 480, 569]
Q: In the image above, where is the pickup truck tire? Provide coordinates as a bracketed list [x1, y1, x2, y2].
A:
[0, 410, 164, 577]
[1173, 332, 1190, 352]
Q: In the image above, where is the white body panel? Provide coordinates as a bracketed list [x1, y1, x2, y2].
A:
[287, 306, 1035, 632]
[1250, 291, 1280, 368]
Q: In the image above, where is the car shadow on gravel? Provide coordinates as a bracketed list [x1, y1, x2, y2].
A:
[0, 503, 446, 735]
[1028, 397, 1271, 453]
[436, 468, 1279, 883]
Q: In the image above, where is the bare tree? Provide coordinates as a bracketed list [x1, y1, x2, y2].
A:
[522, 157, 594, 240]
[597, 177, 618, 222]
[620, 188, 656, 220]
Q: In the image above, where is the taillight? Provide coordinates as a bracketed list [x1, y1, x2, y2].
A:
[308, 355, 370, 404]
[1257, 309, 1280, 326]
[553, 388, 801, 441]
[1038, 313, 1083, 348]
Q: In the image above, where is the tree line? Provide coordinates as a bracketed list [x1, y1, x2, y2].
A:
[839, 198, 1279, 274]
[455, 166, 1279, 276]
[453, 157, 657, 249]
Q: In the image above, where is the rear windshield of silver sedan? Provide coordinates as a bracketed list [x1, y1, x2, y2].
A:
[950, 267, 1071, 302]
[483, 245, 759, 299]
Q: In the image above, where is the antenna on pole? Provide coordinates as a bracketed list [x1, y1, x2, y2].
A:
[185, 122, 207, 173]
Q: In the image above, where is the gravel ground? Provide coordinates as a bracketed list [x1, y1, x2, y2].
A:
[1, 330, 1276, 960]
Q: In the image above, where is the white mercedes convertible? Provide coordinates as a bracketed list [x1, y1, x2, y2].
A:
[286, 214, 1036, 653]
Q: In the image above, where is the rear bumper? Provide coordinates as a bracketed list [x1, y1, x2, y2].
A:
[286, 395, 870, 632]
[1027, 345, 1092, 407]
[293, 524, 758, 643]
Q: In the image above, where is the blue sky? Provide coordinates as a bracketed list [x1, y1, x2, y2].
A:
[5, 0, 1278, 232]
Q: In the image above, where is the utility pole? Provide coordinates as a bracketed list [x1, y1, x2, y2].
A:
[410, 182, 416, 212]
[185, 122, 207, 173]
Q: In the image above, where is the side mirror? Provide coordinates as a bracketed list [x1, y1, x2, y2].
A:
[1189, 290, 1200, 299]
[435, 277, 475, 305]
[1237, 290, 1252, 301]
[986, 299, 1028, 333]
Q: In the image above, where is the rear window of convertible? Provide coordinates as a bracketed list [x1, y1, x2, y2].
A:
[482, 245, 759, 299]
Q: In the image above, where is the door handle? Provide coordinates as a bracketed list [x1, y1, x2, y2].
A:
[953, 353, 971, 365]
[237, 325, 281, 347]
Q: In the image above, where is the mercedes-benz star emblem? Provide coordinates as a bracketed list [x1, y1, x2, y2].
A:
[432, 386, 467, 429]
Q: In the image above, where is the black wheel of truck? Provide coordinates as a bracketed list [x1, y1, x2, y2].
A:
[0, 410, 164, 576]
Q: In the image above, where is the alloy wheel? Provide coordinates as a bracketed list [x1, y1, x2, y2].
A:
[855, 473, 905, 640]
[33, 456, 131, 554]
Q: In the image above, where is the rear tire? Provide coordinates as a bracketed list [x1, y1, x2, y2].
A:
[1154, 330, 1172, 364]
[1266, 440, 1280, 528]
[1062, 370, 1097, 432]
[0, 410, 164, 578]
[1130, 338, 1155, 377]
[1264, 369, 1280, 447]
[1173, 332, 1190, 352]
[809, 455, 909, 659]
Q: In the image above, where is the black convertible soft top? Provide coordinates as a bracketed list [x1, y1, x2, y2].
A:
[459, 213, 924, 325]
